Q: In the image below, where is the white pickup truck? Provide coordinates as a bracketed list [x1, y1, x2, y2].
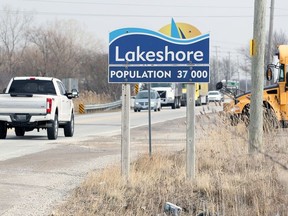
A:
[0, 77, 78, 140]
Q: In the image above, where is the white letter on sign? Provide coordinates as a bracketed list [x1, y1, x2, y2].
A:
[194, 51, 204, 62]
[110, 70, 116, 77]
[115, 47, 125, 62]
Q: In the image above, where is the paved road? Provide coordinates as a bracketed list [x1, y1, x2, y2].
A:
[0, 107, 187, 160]
[1, 104, 223, 161]
[0, 104, 223, 215]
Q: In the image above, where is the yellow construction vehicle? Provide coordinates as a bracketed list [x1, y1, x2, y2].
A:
[181, 83, 208, 106]
[217, 45, 288, 127]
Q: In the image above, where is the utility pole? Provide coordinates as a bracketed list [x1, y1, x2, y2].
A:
[214, 46, 219, 83]
[267, 0, 275, 65]
[246, 60, 248, 92]
[237, 56, 240, 89]
[228, 52, 231, 81]
[249, 0, 267, 154]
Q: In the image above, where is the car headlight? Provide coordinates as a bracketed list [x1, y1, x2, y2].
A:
[135, 102, 140, 105]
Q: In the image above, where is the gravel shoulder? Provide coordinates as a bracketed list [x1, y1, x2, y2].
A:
[0, 117, 187, 216]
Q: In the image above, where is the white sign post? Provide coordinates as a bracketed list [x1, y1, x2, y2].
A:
[121, 84, 130, 178]
[186, 84, 196, 179]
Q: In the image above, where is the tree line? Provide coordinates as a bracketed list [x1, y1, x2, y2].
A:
[0, 6, 121, 100]
[0, 6, 287, 100]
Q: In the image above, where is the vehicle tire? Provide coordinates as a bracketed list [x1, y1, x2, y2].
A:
[171, 99, 176, 109]
[230, 114, 240, 126]
[0, 121, 7, 139]
[281, 120, 288, 128]
[15, 127, 25, 136]
[176, 97, 181, 109]
[47, 114, 58, 140]
[241, 105, 250, 126]
[64, 113, 74, 137]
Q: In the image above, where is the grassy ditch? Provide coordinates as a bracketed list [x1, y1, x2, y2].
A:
[51, 109, 288, 216]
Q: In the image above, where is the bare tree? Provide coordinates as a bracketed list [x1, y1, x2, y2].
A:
[217, 57, 238, 82]
[79, 51, 121, 100]
[28, 20, 94, 79]
[271, 30, 288, 57]
[209, 57, 218, 90]
[238, 45, 252, 90]
[0, 8, 125, 100]
[0, 6, 32, 89]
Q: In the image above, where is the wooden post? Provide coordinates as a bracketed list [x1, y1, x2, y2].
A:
[148, 84, 152, 157]
[266, 0, 275, 65]
[186, 83, 196, 179]
[121, 84, 130, 178]
[249, 0, 267, 154]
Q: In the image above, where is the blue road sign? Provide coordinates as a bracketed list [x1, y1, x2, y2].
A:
[108, 27, 210, 83]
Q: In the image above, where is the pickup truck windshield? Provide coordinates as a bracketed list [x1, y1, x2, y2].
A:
[8, 80, 56, 95]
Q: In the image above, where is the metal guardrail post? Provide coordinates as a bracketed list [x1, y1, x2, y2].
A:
[79, 103, 85, 114]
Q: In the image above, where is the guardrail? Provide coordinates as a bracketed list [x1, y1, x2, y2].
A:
[83, 100, 122, 113]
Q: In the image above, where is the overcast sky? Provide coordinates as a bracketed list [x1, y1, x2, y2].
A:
[1, 0, 288, 60]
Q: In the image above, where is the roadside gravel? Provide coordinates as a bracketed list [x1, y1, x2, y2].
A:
[0, 117, 187, 216]
[0, 146, 122, 216]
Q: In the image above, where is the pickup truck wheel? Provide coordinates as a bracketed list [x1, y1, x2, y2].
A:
[15, 127, 25, 136]
[47, 114, 58, 140]
[171, 99, 176, 109]
[64, 113, 74, 137]
[0, 121, 7, 139]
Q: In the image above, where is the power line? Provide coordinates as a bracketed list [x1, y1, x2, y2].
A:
[274, 7, 288, 11]
[3, 7, 288, 18]
[0, 10, 259, 18]
[213, 40, 248, 46]
[22, 0, 288, 13]
[23, 0, 254, 9]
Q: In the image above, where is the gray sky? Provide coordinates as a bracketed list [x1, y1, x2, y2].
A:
[1, 0, 288, 60]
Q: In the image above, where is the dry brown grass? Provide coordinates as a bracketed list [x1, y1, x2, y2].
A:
[51, 111, 288, 216]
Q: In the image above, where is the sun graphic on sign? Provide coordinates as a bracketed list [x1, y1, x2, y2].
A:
[159, 18, 202, 39]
